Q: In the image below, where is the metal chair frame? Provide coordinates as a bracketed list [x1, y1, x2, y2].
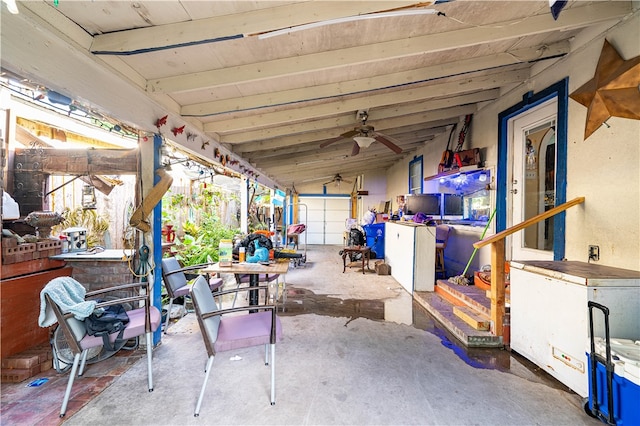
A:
[43, 281, 160, 417]
[190, 276, 281, 417]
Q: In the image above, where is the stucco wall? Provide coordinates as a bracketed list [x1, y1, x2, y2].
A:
[392, 14, 639, 271]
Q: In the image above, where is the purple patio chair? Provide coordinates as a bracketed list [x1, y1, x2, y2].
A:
[41, 280, 161, 417]
[161, 257, 223, 333]
[190, 275, 282, 417]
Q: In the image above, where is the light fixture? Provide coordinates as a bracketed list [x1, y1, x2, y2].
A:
[353, 136, 376, 148]
[81, 184, 97, 210]
[258, 8, 440, 39]
[2, 0, 18, 14]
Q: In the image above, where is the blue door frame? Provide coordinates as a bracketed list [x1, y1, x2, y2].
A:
[497, 78, 568, 260]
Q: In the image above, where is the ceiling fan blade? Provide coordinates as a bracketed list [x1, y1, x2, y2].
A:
[319, 136, 345, 148]
[351, 141, 360, 156]
[374, 133, 403, 154]
[341, 129, 359, 139]
[319, 130, 359, 148]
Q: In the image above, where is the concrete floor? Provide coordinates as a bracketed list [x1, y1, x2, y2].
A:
[4, 245, 599, 425]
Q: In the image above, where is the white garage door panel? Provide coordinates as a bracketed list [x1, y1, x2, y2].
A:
[325, 198, 348, 209]
[306, 210, 325, 222]
[299, 196, 350, 245]
[325, 209, 348, 222]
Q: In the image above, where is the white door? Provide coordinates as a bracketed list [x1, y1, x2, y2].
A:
[299, 196, 350, 244]
[508, 99, 557, 261]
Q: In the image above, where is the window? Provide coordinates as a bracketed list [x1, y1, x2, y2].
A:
[408, 156, 423, 194]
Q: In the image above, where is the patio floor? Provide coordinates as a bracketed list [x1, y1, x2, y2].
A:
[1, 245, 599, 425]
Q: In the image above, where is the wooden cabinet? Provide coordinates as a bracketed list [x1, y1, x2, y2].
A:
[384, 222, 436, 293]
[1, 264, 72, 358]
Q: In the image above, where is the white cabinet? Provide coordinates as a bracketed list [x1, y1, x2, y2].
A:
[510, 260, 640, 397]
[384, 222, 436, 293]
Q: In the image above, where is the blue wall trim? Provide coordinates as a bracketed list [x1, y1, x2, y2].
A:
[497, 78, 568, 260]
[152, 134, 163, 345]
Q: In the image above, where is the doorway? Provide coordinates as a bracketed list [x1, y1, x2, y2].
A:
[497, 79, 568, 261]
[509, 100, 557, 261]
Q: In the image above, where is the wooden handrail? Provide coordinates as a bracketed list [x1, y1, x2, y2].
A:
[473, 197, 585, 249]
[469, 196, 584, 343]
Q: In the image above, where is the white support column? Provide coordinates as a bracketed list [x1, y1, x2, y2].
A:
[240, 176, 248, 234]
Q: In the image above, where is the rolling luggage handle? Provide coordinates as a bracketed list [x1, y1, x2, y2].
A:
[587, 301, 616, 426]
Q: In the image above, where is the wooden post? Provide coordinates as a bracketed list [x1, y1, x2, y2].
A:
[490, 239, 505, 337]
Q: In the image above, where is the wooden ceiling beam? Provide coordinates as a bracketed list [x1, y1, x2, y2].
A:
[264, 153, 402, 177]
[90, 2, 419, 54]
[22, 148, 139, 175]
[231, 108, 471, 153]
[254, 141, 427, 169]
[183, 43, 560, 117]
[210, 70, 517, 136]
[218, 90, 497, 140]
[150, 2, 629, 94]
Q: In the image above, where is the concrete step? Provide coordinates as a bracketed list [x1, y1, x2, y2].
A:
[414, 291, 503, 348]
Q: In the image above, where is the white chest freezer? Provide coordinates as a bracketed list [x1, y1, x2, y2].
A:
[509, 260, 640, 397]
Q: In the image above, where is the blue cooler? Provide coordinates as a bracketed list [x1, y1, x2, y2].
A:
[586, 337, 640, 426]
[363, 223, 385, 259]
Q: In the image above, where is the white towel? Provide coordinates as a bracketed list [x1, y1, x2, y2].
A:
[38, 276, 97, 327]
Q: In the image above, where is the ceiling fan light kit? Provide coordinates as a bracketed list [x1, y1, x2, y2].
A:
[353, 136, 376, 148]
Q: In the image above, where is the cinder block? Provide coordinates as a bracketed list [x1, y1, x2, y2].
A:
[2, 243, 36, 255]
[0, 365, 41, 383]
[1, 354, 41, 369]
[1, 368, 32, 383]
[22, 348, 51, 364]
[2, 237, 17, 248]
[36, 240, 62, 251]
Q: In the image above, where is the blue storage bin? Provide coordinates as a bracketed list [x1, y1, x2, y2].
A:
[363, 223, 385, 259]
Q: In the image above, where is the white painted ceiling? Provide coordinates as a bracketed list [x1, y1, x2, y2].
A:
[1, 1, 633, 191]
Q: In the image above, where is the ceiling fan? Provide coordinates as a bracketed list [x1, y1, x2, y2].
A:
[319, 110, 403, 156]
[323, 173, 352, 186]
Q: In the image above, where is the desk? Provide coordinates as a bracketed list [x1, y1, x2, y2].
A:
[341, 246, 371, 274]
[202, 261, 289, 307]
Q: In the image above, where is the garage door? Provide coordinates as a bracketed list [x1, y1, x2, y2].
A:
[298, 196, 350, 245]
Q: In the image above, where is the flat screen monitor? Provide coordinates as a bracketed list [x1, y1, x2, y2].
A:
[404, 194, 441, 217]
[443, 194, 464, 219]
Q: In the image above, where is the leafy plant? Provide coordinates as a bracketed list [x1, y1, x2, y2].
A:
[172, 210, 239, 266]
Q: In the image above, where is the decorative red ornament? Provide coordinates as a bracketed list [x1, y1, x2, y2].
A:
[155, 115, 168, 128]
[171, 125, 185, 136]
